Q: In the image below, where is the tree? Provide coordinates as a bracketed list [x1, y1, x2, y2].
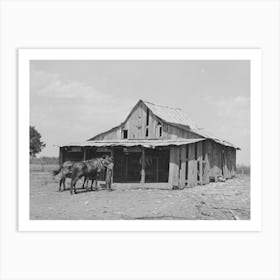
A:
[30, 126, 46, 158]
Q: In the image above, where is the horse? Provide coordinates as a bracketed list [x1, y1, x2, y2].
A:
[70, 155, 113, 195]
[52, 160, 88, 192]
[52, 161, 75, 192]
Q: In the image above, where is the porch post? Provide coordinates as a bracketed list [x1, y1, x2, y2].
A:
[140, 148, 146, 184]
[187, 143, 197, 187]
[59, 147, 63, 165]
[169, 146, 180, 188]
[83, 147, 87, 161]
[179, 145, 186, 189]
[110, 148, 114, 183]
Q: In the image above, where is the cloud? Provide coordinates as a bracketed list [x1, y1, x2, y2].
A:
[30, 66, 136, 153]
[204, 95, 250, 119]
[30, 66, 135, 120]
[202, 94, 250, 157]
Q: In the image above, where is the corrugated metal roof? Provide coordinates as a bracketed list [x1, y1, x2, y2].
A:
[143, 100, 199, 129]
[87, 99, 239, 150]
[143, 100, 239, 150]
[63, 138, 205, 148]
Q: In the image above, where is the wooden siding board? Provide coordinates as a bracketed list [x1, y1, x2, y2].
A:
[140, 148, 146, 183]
[203, 140, 210, 184]
[168, 146, 180, 187]
[179, 145, 187, 188]
[197, 142, 203, 185]
[187, 143, 197, 187]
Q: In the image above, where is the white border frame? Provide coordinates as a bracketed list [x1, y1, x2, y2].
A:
[19, 48, 262, 231]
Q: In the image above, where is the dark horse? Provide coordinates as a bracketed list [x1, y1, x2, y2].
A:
[52, 161, 91, 192]
[52, 161, 76, 192]
[70, 155, 113, 195]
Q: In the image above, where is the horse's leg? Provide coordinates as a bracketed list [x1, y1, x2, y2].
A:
[82, 176, 87, 191]
[87, 178, 89, 190]
[70, 179, 74, 195]
[95, 180, 98, 191]
[63, 177, 66, 191]
[82, 177, 85, 189]
[59, 177, 63, 192]
[70, 177, 78, 195]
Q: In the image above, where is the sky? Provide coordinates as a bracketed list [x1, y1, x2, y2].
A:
[30, 60, 250, 165]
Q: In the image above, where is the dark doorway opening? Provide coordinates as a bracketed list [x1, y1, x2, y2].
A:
[113, 148, 141, 183]
[145, 148, 169, 183]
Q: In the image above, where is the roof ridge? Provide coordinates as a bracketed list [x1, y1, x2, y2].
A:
[143, 100, 182, 111]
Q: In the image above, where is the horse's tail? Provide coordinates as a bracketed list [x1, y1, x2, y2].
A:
[52, 166, 62, 176]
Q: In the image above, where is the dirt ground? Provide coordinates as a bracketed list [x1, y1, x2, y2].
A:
[30, 164, 250, 220]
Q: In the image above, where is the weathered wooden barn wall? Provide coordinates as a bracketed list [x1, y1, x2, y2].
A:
[92, 126, 121, 140]
[168, 141, 210, 188]
[91, 102, 201, 141]
[206, 141, 236, 181]
[168, 140, 236, 188]
[163, 123, 201, 140]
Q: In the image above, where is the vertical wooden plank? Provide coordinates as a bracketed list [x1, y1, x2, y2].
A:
[142, 103, 146, 139]
[197, 142, 203, 185]
[233, 148, 237, 176]
[213, 143, 218, 181]
[83, 148, 87, 161]
[168, 146, 180, 187]
[222, 148, 229, 179]
[187, 143, 197, 187]
[179, 145, 186, 189]
[140, 148, 146, 183]
[110, 148, 114, 183]
[225, 149, 229, 179]
[203, 141, 210, 184]
[227, 149, 231, 178]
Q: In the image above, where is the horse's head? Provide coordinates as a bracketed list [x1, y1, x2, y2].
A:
[101, 154, 113, 166]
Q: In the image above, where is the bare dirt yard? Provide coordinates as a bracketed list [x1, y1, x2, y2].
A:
[30, 164, 250, 220]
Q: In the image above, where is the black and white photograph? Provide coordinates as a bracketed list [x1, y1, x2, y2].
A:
[29, 57, 250, 221]
[2, 1, 280, 280]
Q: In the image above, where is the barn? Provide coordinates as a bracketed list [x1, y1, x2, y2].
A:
[59, 99, 240, 189]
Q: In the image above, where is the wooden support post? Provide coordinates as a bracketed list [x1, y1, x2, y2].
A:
[140, 148, 145, 184]
[179, 145, 186, 189]
[233, 149, 237, 176]
[197, 142, 203, 185]
[225, 148, 230, 179]
[83, 148, 87, 161]
[187, 143, 197, 187]
[203, 141, 210, 184]
[168, 146, 180, 188]
[110, 148, 114, 183]
[59, 147, 63, 165]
